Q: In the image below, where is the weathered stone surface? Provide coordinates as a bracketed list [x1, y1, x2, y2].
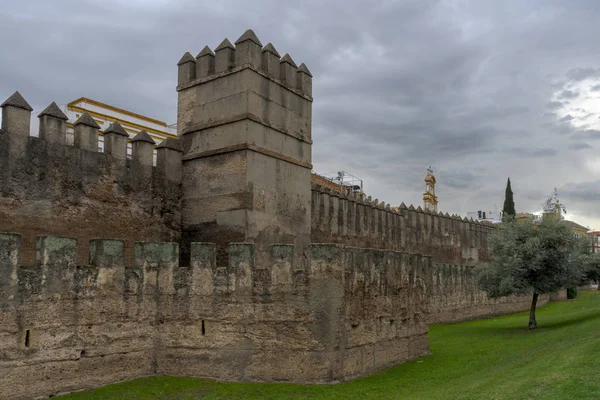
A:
[2, 237, 484, 398]
[298, 63, 312, 77]
[0, 132, 181, 266]
[1, 91, 32, 136]
[38, 102, 68, 144]
[103, 121, 129, 160]
[235, 29, 262, 46]
[177, 51, 196, 65]
[310, 182, 493, 265]
[427, 263, 549, 324]
[38, 101, 68, 121]
[1, 91, 33, 111]
[178, 36, 313, 270]
[104, 121, 128, 136]
[0, 233, 20, 302]
[262, 42, 280, 57]
[132, 130, 156, 144]
[74, 111, 101, 128]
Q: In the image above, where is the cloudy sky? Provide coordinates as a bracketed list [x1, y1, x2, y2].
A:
[2, 0, 600, 229]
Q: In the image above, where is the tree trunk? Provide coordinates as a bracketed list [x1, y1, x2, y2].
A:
[528, 292, 539, 329]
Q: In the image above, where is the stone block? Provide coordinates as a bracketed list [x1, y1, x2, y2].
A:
[36, 235, 77, 298]
[90, 239, 125, 294]
[0, 232, 20, 302]
[135, 242, 179, 295]
[309, 244, 344, 284]
[269, 244, 293, 293]
[190, 242, 216, 296]
[228, 243, 254, 295]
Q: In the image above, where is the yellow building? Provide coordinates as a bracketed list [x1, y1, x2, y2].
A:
[563, 220, 590, 239]
[519, 213, 590, 240]
[61, 97, 177, 157]
[516, 212, 539, 223]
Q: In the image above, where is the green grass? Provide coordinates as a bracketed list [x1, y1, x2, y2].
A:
[60, 291, 600, 400]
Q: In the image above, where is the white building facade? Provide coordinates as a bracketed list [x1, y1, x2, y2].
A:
[466, 208, 502, 224]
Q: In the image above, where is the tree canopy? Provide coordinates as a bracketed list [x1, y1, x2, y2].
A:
[477, 216, 591, 328]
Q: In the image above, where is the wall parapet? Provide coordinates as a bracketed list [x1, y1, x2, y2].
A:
[0, 92, 183, 266]
[310, 182, 495, 265]
[177, 29, 312, 100]
[0, 92, 183, 184]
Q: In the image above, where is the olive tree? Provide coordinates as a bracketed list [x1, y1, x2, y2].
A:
[477, 217, 589, 329]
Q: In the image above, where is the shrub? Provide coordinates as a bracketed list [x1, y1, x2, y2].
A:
[567, 287, 578, 299]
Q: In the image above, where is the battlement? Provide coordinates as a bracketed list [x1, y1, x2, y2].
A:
[177, 29, 312, 145]
[177, 29, 312, 98]
[310, 182, 494, 264]
[0, 92, 183, 266]
[0, 234, 179, 301]
[0, 231, 429, 301]
[0, 92, 183, 184]
[0, 233, 298, 299]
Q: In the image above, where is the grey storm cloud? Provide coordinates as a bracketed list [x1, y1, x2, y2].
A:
[437, 170, 481, 190]
[509, 147, 558, 158]
[561, 181, 600, 202]
[558, 90, 580, 99]
[546, 101, 565, 110]
[2, 0, 600, 228]
[572, 129, 600, 140]
[559, 114, 575, 122]
[568, 142, 593, 150]
[566, 67, 599, 81]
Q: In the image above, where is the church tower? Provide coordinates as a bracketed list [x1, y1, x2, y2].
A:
[423, 166, 438, 212]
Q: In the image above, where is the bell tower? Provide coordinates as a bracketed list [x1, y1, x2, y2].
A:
[423, 166, 438, 212]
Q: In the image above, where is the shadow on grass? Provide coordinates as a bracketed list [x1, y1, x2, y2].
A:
[467, 308, 600, 335]
[538, 309, 600, 329]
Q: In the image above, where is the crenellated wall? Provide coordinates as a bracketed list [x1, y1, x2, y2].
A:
[0, 233, 430, 399]
[311, 183, 494, 265]
[0, 93, 183, 267]
[0, 27, 561, 399]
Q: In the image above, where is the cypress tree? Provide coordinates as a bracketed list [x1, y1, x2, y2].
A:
[502, 177, 515, 219]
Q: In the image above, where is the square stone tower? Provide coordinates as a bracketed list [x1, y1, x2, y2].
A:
[177, 29, 313, 263]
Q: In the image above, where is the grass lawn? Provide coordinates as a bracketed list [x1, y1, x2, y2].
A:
[59, 291, 600, 400]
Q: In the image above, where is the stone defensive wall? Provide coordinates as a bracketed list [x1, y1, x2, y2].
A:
[428, 263, 549, 324]
[0, 94, 182, 267]
[0, 29, 551, 399]
[311, 183, 494, 265]
[1, 233, 430, 399]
